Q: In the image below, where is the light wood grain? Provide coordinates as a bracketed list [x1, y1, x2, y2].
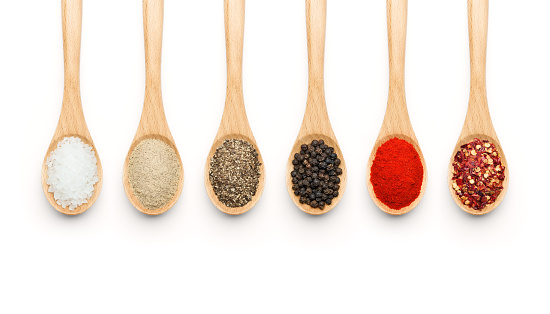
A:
[285, 0, 347, 215]
[366, 0, 427, 215]
[42, 0, 103, 216]
[448, 0, 509, 215]
[123, 0, 184, 215]
[204, 0, 266, 215]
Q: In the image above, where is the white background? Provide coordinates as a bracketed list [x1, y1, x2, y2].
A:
[1, 0, 548, 313]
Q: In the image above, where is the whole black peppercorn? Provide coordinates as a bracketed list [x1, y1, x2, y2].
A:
[290, 139, 343, 210]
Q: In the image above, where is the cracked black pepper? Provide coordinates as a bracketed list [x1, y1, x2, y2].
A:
[290, 139, 342, 210]
[209, 139, 261, 208]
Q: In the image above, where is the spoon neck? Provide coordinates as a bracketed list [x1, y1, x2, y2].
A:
[142, 87, 164, 115]
[223, 88, 246, 118]
[469, 76, 486, 96]
[63, 76, 81, 99]
[303, 88, 330, 131]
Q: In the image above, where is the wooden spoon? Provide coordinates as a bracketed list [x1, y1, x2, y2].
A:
[42, 0, 103, 216]
[285, 0, 347, 215]
[366, 0, 427, 215]
[123, 0, 184, 215]
[448, 0, 508, 215]
[204, 0, 266, 215]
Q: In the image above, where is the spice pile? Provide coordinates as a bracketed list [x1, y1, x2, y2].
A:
[128, 138, 181, 210]
[370, 138, 423, 210]
[290, 140, 342, 210]
[451, 138, 505, 210]
[209, 139, 261, 208]
[46, 136, 99, 210]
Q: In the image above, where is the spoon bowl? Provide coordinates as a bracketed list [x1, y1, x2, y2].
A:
[205, 133, 266, 215]
[123, 0, 184, 215]
[448, 134, 509, 215]
[42, 0, 102, 215]
[286, 133, 347, 215]
[42, 134, 103, 216]
[448, 0, 508, 215]
[366, 134, 427, 216]
[123, 134, 184, 216]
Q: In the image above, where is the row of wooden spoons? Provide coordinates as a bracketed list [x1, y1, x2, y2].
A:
[42, 0, 508, 217]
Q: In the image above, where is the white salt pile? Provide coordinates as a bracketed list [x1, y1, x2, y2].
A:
[46, 137, 99, 210]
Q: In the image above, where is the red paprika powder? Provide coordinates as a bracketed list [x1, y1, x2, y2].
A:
[370, 138, 423, 210]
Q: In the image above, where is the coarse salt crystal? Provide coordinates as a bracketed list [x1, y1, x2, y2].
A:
[46, 137, 99, 210]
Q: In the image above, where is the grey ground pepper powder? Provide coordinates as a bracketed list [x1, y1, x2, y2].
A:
[128, 139, 180, 210]
[209, 139, 261, 208]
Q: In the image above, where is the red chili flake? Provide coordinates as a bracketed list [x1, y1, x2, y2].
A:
[451, 138, 505, 210]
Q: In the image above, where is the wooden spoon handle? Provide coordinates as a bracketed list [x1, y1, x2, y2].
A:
[461, 0, 494, 137]
[300, 0, 333, 136]
[468, 0, 488, 97]
[218, 0, 250, 136]
[58, 0, 87, 131]
[61, 0, 82, 99]
[380, 0, 413, 137]
[225, 0, 245, 96]
[138, 0, 169, 138]
[306, 0, 326, 95]
[143, 0, 163, 93]
[387, 0, 407, 92]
